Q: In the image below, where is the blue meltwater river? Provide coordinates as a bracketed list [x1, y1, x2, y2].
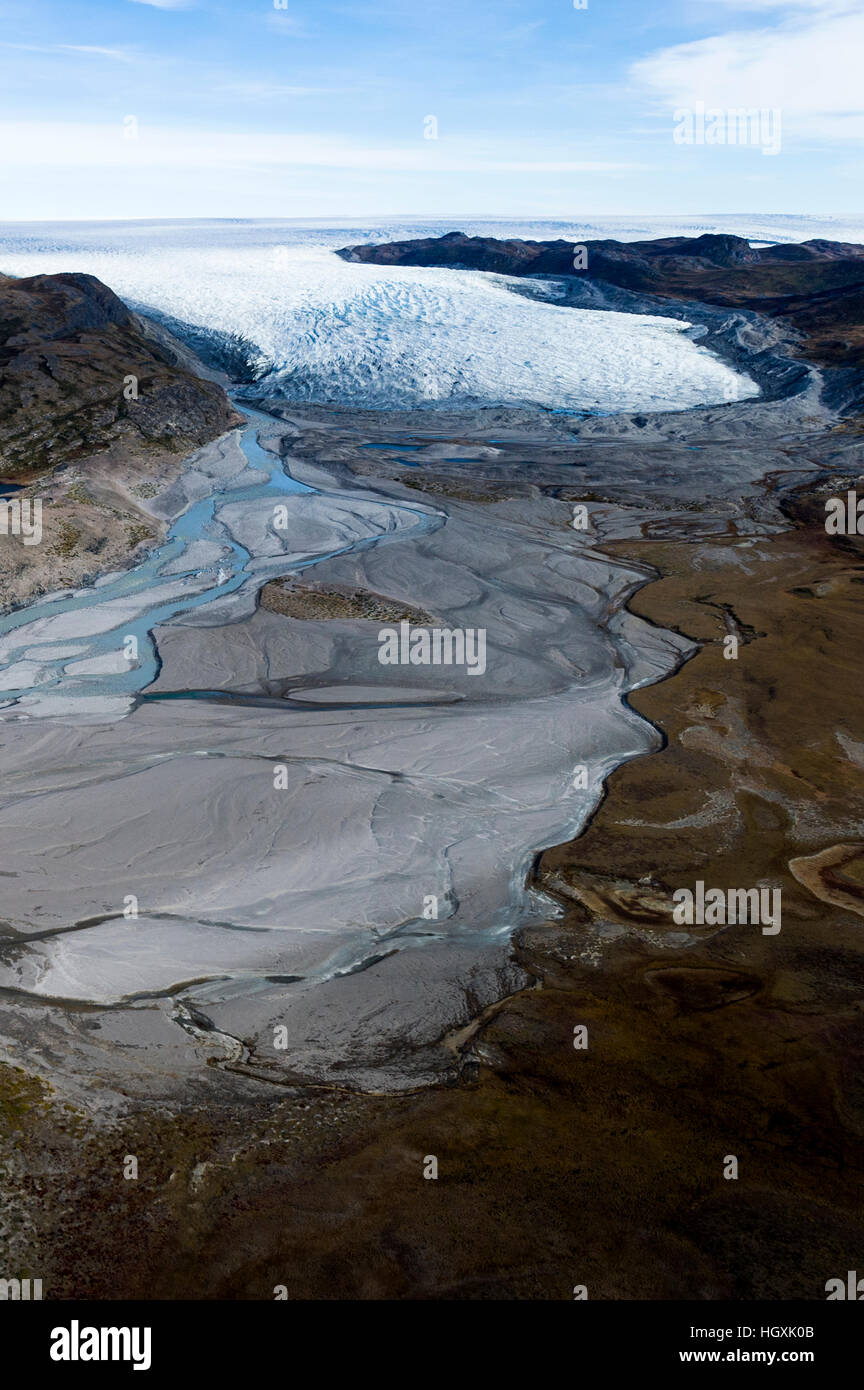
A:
[0, 405, 441, 717]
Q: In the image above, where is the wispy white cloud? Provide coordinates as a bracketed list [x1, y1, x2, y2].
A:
[695, 0, 855, 9]
[61, 45, 134, 61]
[128, 0, 193, 9]
[0, 120, 639, 175]
[498, 21, 546, 43]
[0, 42, 133, 61]
[266, 13, 308, 36]
[214, 80, 337, 101]
[632, 3, 864, 139]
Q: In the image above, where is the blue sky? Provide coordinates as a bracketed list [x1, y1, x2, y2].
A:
[0, 0, 861, 219]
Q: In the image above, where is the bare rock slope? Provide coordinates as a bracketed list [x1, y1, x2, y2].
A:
[0, 271, 242, 609]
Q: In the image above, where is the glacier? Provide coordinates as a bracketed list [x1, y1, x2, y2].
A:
[0, 221, 759, 413]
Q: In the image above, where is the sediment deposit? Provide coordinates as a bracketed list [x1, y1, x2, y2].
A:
[2, 236, 863, 1299]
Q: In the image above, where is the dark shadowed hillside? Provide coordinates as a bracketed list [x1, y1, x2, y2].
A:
[0, 270, 241, 479]
[0, 270, 242, 608]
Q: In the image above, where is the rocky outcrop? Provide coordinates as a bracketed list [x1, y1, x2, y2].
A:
[0, 270, 241, 479]
[0, 271, 243, 610]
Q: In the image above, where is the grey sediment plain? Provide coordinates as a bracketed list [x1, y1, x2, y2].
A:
[0, 415, 688, 1098]
[0, 286, 860, 1108]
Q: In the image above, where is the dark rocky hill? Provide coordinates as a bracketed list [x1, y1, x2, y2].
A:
[0, 270, 242, 608]
[0, 270, 241, 479]
[339, 232, 864, 370]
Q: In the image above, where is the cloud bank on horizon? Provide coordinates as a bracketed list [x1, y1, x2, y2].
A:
[0, 0, 860, 219]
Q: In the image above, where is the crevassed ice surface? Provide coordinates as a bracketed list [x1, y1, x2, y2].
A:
[0, 221, 758, 412]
